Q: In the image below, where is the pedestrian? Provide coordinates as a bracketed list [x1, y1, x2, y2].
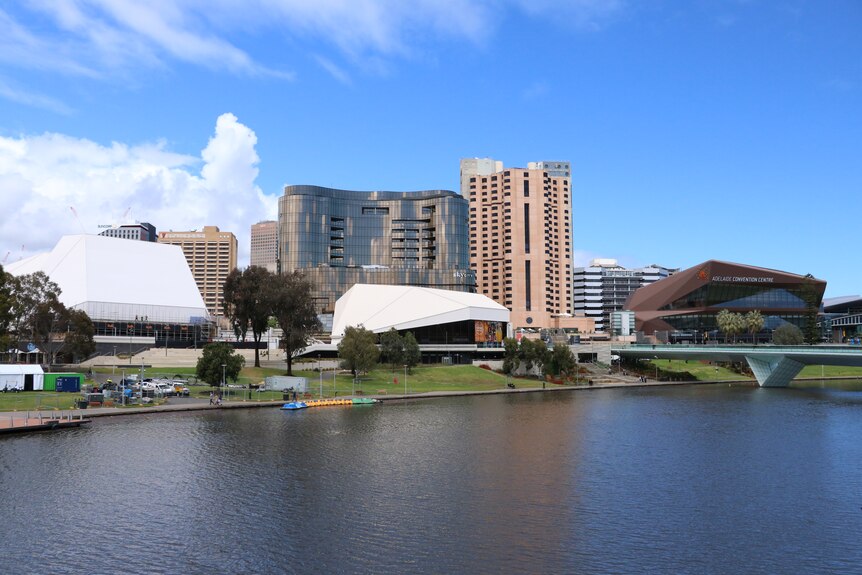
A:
[292, 390, 297, 402]
[209, 391, 214, 405]
[216, 392, 222, 407]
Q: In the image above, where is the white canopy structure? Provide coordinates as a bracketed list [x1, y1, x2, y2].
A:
[6, 234, 209, 324]
[331, 284, 509, 342]
[0, 364, 44, 391]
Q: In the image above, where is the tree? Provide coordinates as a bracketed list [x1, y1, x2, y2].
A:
[772, 323, 804, 345]
[196, 342, 245, 386]
[801, 276, 822, 344]
[31, 298, 68, 365]
[64, 309, 96, 362]
[744, 310, 764, 344]
[9, 271, 62, 353]
[271, 271, 322, 375]
[549, 344, 576, 377]
[337, 325, 379, 378]
[0, 265, 13, 351]
[532, 340, 551, 379]
[502, 337, 520, 376]
[402, 331, 421, 372]
[379, 328, 404, 371]
[716, 309, 733, 343]
[223, 266, 277, 368]
[519, 338, 536, 375]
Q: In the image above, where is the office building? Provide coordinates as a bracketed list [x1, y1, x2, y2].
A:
[466, 160, 574, 330]
[250, 220, 278, 272]
[573, 259, 677, 333]
[279, 186, 475, 313]
[527, 161, 571, 179]
[460, 158, 503, 197]
[98, 222, 157, 242]
[625, 260, 826, 340]
[158, 226, 237, 319]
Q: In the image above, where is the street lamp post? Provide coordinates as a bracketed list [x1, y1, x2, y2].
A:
[318, 354, 322, 399]
[112, 346, 117, 375]
[654, 356, 659, 381]
[404, 365, 408, 396]
[221, 363, 226, 400]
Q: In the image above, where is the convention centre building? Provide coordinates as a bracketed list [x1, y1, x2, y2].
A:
[625, 260, 826, 340]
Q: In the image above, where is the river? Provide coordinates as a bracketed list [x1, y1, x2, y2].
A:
[1, 384, 861, 574]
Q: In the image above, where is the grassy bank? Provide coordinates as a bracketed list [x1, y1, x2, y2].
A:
[640, 359, 862, 382]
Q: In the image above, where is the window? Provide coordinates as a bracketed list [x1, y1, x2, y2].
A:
[362, 207, 389, 215]
[524, 204, 530, 254]
[525, 261, 532, 311]
[523, 181, 529, 197]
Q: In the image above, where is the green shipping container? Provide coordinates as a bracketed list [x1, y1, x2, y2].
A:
[43, 373, 83, 392]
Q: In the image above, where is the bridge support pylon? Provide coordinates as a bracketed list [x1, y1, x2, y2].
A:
[745, 356, 804, 387]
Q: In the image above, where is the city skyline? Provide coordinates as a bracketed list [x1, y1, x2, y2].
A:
[0, 2, 859, 297]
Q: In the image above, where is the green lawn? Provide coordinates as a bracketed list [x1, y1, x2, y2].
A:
[0, 392, 80, 411]
[641, 359, 750, 381]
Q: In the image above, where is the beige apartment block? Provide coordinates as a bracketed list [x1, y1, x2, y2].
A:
[158, 226, 237, 319]
[468, 166, 574, 330]
[250, 220, 278, 272]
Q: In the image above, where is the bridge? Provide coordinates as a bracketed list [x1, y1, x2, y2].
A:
[613, 345, 862, 387]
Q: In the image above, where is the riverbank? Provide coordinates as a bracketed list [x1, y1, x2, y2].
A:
[0, 378, 733, 423]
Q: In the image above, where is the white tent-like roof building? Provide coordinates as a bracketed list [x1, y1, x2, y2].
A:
[331, 284, 509, 343]
[6, 234, 208, 324]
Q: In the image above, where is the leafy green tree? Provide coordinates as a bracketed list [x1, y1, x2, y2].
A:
[745, 310, 764, 344]
[402, 331, 421, 372]
[0, 265, 13, 351]
[9, 271, 62, 352]
[271, 271, 322, 375]
[772, 323, 804, 345]
[519, 338, 536, 374]
[31, 298, 68, 365]
[337, 325, 379, 378]
[549, 344, 576, 377]
[379, 328, 404, 371]
[532, 340, 551, 379]
[801, 277, 822, 344]
[716, 309, 733, 343]
[196, 342, 245, 386]
[502, 337, 520, 375]
[223, 265, 277, 368]
[64, 309, 96, 362]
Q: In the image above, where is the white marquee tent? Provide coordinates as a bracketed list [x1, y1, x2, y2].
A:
[6, 234, 209, 324]
[0, 364, 44, 391]
[331, 284, 510, 342]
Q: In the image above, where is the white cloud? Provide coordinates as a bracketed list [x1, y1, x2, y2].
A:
[0, 113, 277, 267]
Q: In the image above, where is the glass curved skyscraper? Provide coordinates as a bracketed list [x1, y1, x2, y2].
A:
[279, 185, 476, 312]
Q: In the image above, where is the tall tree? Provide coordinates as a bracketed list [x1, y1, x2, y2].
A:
[549, 344, 576, 377]
[9, 271, 62, 353]
[64, 309, 96, 362]
[402, 332, 421, 372]
[196, 342, 245, 386]
[31, 298, 69, 365]
[271, 271, 321, 375]
[0, 265, 15, 352]
[502, 337, 521, 375]
[744, 310, 764, 344]
[223, 265, 276, 368]
[801, 276, 822, 344]
[716, 309, 733, 343]
[379, 328, 404, 372]
[337, 325, 379, 378]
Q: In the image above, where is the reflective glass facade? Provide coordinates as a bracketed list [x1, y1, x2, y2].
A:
[626, 260, 826, 336]
[279, 186, 475, 312]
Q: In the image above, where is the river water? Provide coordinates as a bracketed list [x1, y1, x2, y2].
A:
[1, 384, 861, 574]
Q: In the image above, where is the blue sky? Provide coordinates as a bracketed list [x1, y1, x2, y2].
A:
[0, 1, 859, 296]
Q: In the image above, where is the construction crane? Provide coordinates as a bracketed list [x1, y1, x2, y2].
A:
[2, 251, 9, 264]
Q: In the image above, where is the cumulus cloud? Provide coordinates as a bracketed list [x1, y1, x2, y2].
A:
[0, 113, 277, 267]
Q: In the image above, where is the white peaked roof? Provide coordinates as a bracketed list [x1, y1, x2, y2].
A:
[331, 284, 509, 341]
[6, 234, 208, 324]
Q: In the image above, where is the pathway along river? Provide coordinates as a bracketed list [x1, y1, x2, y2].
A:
[2, 383, 862, 574]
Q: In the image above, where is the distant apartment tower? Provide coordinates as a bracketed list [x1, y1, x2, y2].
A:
[158, 226, 237, 318]
[99, 222, 157, 242]
[573, 259, 677, 333]
[250, 220, 278, 272]
[460, 158, 503, 197]
[466, 160, 574, 330]
[279, 186, 476, 313]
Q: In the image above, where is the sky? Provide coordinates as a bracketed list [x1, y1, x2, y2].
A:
[0, 0, 859, 297]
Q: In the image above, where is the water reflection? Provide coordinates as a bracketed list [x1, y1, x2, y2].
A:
[1, 386, 861, 574]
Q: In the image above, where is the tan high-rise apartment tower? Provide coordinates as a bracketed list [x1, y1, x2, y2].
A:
[250, 220, 278, 272]
[465, 160, 575, 331]
[158, 225, 237, 319]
